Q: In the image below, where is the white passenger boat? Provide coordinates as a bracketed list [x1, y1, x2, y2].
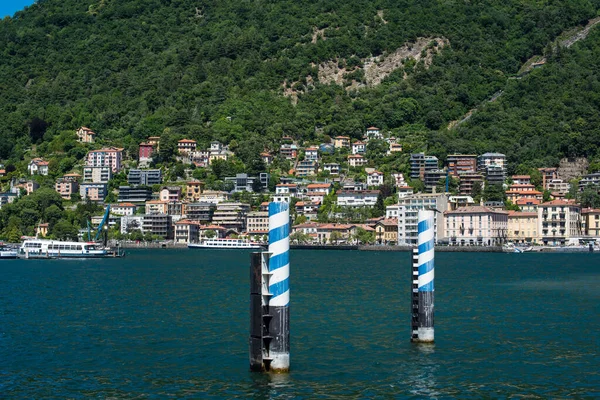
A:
[0, 246, 18, 259]
[188, 238, 263, 249]
[17, 239, 115, 259]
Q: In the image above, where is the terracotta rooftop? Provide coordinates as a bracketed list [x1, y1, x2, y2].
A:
[515, 198, 541, 205]
[540, 199, 579, 207]
[445, 206, 508, 215]
[507, 211, 537, 217]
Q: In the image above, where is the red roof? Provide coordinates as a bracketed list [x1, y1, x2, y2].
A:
[367, 126, 379, 130]
[540, 199, 579, 207]
[445, 206, 508, 215]
[178, 139, 197, 143]
[507, 211, 537, 217]
[115, 203, 136, 207]
[515, 198, 541, 205]
[307, 183, 331, 189]
[377, 218, 398, 226]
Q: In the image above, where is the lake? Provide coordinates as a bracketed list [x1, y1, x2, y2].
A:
[0, 249, 598, 398]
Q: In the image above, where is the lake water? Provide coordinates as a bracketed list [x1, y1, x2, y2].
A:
[1, 249, 598, 398]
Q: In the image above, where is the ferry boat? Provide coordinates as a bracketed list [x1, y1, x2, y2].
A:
[17, 239, 119, 259]
[188, 238, 263, 249]
[0, 246, 18, 259]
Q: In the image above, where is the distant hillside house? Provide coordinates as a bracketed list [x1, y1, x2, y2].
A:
[28, 158, 49, 176]
[336, 190, 379, 207]
[55, 178, 79, 200]
[139, 142, 155, 163]
[295, 160, 317, 177]
[83, 166, 112, 183]
[365, 126, 383, 140]
[86, 147, 124, 173]
[333, 136, 350, 149]
[111, 203, 137, 216]
[348, 154, 367, 168]
[178, 139, 197, 154]
[76, 127, 96, 143]
[160, 186, 182, 202]
[352, 141, 366, 155]
[80, 183, 108, 202]
[367, 170, 384, 187]
[304, 147, 319, 161]
[280, 143, 298, 160]
[186, 181, 206, 202]
[322, 163, 340, 175]
[388, 143, 402, 154]
[261, 152, 273, 165]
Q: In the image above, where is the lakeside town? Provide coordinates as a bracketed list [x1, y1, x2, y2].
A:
[2, 125, 600, 248]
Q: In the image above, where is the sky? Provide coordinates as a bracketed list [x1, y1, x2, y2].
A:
[1, 0, 36, 18]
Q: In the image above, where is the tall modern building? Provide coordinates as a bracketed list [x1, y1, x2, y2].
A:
[477, 153, 506, 185]
[128, 169, 162, 186]
[410, 153, 439, 180]
[396, 193, 449, 245]
[447, 154, 477, 177]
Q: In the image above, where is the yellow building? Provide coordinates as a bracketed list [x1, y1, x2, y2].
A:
[582, 208, 600, 237]
[186, 181, 205, 202]
[145, 200, 168, 215]
[507, 211, 539, 244]
[375, 218, 398, 244]
[333, 136, 350, 149]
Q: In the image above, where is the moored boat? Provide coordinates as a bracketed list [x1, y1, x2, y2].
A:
[188, 238, 263, 249]
[0, 246, 18, 259]
[17, 239, 122, 259]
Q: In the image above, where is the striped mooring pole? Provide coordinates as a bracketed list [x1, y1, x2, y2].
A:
[411, 209, 435, 343]
[249, 202, 290, 372]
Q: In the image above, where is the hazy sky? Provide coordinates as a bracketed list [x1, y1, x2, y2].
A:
[1, 0, 36, 18]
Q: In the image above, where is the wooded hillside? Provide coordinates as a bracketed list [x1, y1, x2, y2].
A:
[1, 0, 600, 172]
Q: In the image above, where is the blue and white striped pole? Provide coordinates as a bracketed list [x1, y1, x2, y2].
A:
[416, 209, 435, 342]
[266, 201, 290, 372]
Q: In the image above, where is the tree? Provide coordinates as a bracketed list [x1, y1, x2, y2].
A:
[290, 231, 310, 244]
[483, 183, 505, 202]
[354, 227, 375, 244]
[294, 215, 307, 225]
[52, 220, 78, 241]
[203, 230, 216, 239]
[329, 231, 342, 244]
[471, 181, 483, 203]
[579, 186, 600, 208]
[372, 192, 385, 218]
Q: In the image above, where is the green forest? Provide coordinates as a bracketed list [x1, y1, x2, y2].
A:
[1, 0, 600, 174]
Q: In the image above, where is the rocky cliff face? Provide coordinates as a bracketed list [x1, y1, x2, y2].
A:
[558, 157, 589, 181]
[283, 36, 449, 101]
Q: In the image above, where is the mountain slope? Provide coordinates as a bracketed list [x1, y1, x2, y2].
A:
[0, 0, 599, 169]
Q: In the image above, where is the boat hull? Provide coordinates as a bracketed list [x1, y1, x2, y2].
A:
[188, 243, 263, 249]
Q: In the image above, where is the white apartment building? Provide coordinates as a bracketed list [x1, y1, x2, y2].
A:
[367, 171, 384, 187]
[352, 141, 366, 155]
[397, 193, 449, 245]
[273, 184, 298, 203]
[538, 199, 582, 245]
[83, 166, 112, 183]
[336, 190, 379, 207]
[444, 206, 508, 246]
[348, 154, 367, 168]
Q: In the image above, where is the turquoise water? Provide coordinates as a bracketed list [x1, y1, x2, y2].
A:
[0, 250, 598, 398]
